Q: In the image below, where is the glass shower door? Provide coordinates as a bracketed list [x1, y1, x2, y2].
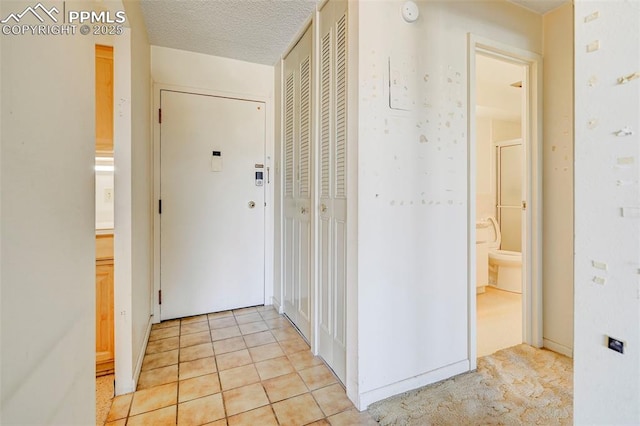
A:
[496, 142, 522, 252]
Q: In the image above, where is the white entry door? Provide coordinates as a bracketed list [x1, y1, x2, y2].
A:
[282, 27, 313, 340]
[160, 90, 265, 320]
[317, 4, 348, 384]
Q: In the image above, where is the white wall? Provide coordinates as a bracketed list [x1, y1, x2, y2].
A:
[109, 0, 153, 395]
[151, 46, 274, 99]
[354, 0, 542, 408]
[542, 3, 574, 358]
[125, 0, 154, 394]
[492, 119, 520, 142]
[476, 116, 493, 219]
[0, 1, 95, 423]
[150, 46, 275, 313]
[574, 1, 640, 423]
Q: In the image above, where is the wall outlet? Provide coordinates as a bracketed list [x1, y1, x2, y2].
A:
[104, 188, 114, 202]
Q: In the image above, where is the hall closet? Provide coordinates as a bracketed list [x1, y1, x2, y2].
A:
[279, 0, 349, 383]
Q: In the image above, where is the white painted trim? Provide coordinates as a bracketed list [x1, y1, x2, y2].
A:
[357, 360, 470, 410]
[272, 296, 283, 314]
[264, 87, 276, 310]
[543, 338, 573, 358]
[110, 28, 135, 397]
[467, 34, 544, 365]
[152, 83, 275, 322]
[466, 39, 478, 371]
[281, 16, 314, 62]
[152, 83, 161, 324]
[310, 10, 320, 356]
[494, 138, 523, 147]
[132, 317, 153, 389]
[274, 59, 285, 314]
[317, 0, 330, 13]
[345, 0, 360, 409]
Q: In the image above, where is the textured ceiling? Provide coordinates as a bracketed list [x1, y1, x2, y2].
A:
[507, 0, 570, 15]
[139, 0, 319, 66]
[139, 0, 569, 67]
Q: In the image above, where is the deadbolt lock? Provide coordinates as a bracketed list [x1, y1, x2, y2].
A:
[248, 201, 256, 209]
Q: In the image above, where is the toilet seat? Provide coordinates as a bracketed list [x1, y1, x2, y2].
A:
[489, 249, 521, 264]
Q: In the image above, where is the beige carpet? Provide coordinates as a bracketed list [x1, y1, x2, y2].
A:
[96, 374, 114, 425]
[368, 345, 572, 425]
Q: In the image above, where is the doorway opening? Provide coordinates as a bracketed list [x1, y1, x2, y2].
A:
[475, 53, 525, 357]
[468, 35, 543, 368]
[95, 44, 115, 377]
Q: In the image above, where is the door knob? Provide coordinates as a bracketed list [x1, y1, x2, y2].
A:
[320, 204, 327, 213]
[301, 206, 307, 214]
[248, 201, 256, 209]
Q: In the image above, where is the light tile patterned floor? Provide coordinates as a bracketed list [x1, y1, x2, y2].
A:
[104, 305, 376, 425]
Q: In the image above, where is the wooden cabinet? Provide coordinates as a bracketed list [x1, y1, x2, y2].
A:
[96, 234, 114, 376]
[95, 43, 115, 375]
[95, 45, 114, 153]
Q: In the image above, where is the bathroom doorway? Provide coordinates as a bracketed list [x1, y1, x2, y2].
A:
[468, 35, 544, 367]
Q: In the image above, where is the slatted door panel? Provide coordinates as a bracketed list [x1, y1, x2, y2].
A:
[332, 13, 348, 369]
[317, 4, 348, 384]
[295, 54, 312, 336]
[282, 26, 313, 340]
[318, 29, 333, 355]
[283, 71, 296, 314]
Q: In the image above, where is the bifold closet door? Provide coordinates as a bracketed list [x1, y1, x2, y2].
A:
[282, 27, 313, 340]
[317, 3, 348, 384]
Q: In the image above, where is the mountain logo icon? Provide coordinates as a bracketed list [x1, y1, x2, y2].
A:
[1, 3, 60, 24]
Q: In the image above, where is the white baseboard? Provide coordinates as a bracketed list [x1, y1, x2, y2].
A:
[132, 317, 153, 389]
[357, 359, 470, 410]
[543, 338, 573, 358]
[272, 297, 282, 313]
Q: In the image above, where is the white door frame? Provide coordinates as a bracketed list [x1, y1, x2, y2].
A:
[152, 83, 274, 323]
[467, 34, 543, 370]
[93, 29, 138, 396]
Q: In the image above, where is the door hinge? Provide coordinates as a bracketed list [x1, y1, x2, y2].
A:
[522, 200, 527, 210]
[159, 199, 162, 214]
[159, 290, 162, 305]
[158, 108, 162, 124]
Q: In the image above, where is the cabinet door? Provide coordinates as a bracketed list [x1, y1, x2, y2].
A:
[96, 260, 114, 374]
[95, 45, 113, 153]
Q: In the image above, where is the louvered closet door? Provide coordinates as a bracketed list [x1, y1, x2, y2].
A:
[317, 4, 348, 384]
[283, 26, 313, 340]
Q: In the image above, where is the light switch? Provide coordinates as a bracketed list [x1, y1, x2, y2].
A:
[211, 151, 222, 172]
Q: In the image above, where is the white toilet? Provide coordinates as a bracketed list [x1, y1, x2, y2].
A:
[487, 216, 522, 293]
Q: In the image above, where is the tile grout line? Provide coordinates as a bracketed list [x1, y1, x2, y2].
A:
[112, 306, 361, 425]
